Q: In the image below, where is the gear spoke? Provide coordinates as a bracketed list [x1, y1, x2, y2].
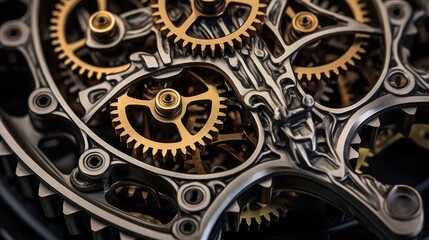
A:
[178, 12, 198, 33]
[96, 0, 108, 11]
[68, 38, 86, 53]
[122, 95, 153, 108]
[173, 119, 193, 140]
[182, 90, 213, 107]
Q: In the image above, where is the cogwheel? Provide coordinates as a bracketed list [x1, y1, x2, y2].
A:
[151, 0, 267, 56]
[240, 192, 296, 230]
[110, 70, 228, 161]
[293, 0, 371, 81]
[50, 0, 137, 80]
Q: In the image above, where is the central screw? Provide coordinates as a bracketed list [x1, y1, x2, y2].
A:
[89, 11, 118, 42]
[292, 11, 319, 34]
[155, 89, 182, 117]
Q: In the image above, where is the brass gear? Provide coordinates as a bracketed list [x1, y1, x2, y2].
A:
[151, 0, 267, 56]
[50, 0, 141, 80]
[240, 192, 296, 230]
[110, 70, 228, 160]
[290, 0, 371, 81]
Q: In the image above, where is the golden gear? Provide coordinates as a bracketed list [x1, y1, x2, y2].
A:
[240, 192, 296, 230]
[50, 0, 141, 80]
[289, 0, 371, 81]
[151, 0, 267, 56]
[110, 71, 228, 160]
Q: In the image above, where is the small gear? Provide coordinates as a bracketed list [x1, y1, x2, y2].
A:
[110, 70, 228, 160]
[240, 192, 296, 230]
[151, 0, 267, 56]
[50, 0, 142, 80]
[289, 0, 371, 81]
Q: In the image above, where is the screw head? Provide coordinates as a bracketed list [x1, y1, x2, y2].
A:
[388, 73, 408, 89]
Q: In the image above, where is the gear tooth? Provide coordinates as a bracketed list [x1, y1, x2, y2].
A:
[247, 25, 257, 34]
[171, 149, 178, 159]
[142, 145, 150, 157]
[53, 46, 62, 53]
[200, 44, 208, 57]
[166, 30, 174, 38]
[58, 52, 67, 59]
[324, 71, 331, 79]
[204, 134, 213, 144]
[234, 37, 243, 49]
[315, 73, 321, 80]
[87, 71, 94, 79]
[218, 112, 227, 121]
[51, 39, 60, 46]
[209, 44, 216, 57]
[219, 43, 226, 55]
[78, 67, 85, 75]
[187, 144, 197, 154]
[161, 149, 168, 159]
[196, 139, 205, 148]
[151, 148, 159, 158]
[70, 63, 79, 71]
[96, 72, 103, 80]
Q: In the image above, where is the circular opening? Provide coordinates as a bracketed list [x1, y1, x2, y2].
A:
[7, 27, 20, 38]
[86, 154, 103, 169]
[389, 195, 414, 215]
[97, 16, 108, 26]
[184, 188, 204, 205]
[163, 93, 173, 104]
[180, 220, 196, 235]
[389, 73, 408, 88]
[36, 94, 52, 108]
[390, 6, 403, 18]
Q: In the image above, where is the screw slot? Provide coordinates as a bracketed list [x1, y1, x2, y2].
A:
[86, 154, 103, 169]
[184, 188, 204, 205]
[179, 220, 196, 235]
[36, 94, 52, 108]
[388, 72, 408, 89]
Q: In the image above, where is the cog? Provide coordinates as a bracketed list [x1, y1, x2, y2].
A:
[151, 0, 267, 56]
[110, 70, 228, 160]
[290, 0, 371, 81]
[50, 0, 141, 80]
[240, 192, 296, 230]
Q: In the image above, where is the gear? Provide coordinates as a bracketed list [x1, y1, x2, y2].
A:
[50, 0, 142, 80]
[289, 0, 371, 81]
[151, 0, 267, 56]
[240, 192, 296, 230]
[110, 70, 227, 160]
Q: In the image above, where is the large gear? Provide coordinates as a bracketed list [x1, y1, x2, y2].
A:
[290, 0, 371, 81]
[110, 70, 228, 160]
[151, 0, 267, 56]
[50, 0, 142, 80]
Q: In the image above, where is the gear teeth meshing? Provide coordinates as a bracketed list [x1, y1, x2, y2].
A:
[294, 0, 371, 81]
[151, 1, 267, 56]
